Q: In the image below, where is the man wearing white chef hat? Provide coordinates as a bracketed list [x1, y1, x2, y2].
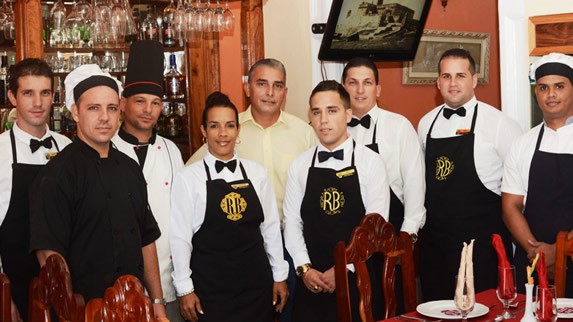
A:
[502, 52, 573, 295]
[29, 64, 167, 318]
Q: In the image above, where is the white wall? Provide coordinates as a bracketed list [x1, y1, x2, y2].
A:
[263, 0, 313, 121]
[499, 0, 573, 131]
[263, 0, 345, 121]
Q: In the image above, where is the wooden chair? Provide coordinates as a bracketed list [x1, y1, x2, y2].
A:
[1, 273, 11, 322]
[555, 231, 573, 297]
[334, 214, 417, 322]
[28, 254, 85, 322]
[84, 275, 155, 322]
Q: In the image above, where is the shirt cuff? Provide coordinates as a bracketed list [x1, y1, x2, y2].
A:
[173, 277, 194, 296]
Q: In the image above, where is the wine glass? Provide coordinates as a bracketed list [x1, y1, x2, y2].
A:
[212, 0, 223, 32]
[454, 276, 475, 322]
[535, 285, 557, 322]
[202, 0, 214, 32]
[222, 0, 234, 32]
[496, 266, 517, 320]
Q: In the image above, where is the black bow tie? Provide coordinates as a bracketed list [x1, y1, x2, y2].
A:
[348, 114, 371, 129]
[317, 149, 344, 163]
[215, 159, 237, 173]
[30, 137, 53, 153]
[443, 107, 466, 119]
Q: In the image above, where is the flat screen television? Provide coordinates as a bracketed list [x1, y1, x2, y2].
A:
[318, 0, 433, 62]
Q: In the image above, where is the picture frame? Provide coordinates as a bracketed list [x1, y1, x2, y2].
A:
[318, 0, 432, 62]
[529, 13, 573, 56]
[402, 29, 490, 85]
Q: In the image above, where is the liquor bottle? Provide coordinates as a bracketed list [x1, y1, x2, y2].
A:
[51, 92, 62, 133]
[162, 0, 176, 47]
[164, 102, 182, 138]
[0, 55, 8, 105]
[164, 53, 186, 99]
[142, 11, 159, 41]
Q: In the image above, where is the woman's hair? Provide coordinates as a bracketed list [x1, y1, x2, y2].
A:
[202, 91, 239, 128]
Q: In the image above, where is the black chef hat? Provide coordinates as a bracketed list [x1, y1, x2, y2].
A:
[123, 40, 165, 98]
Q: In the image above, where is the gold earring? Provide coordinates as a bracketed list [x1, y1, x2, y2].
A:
[236, 136, 241, 145]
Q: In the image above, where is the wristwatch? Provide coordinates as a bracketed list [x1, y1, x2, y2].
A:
[409, 232, 418, 244]
[295, 263, 312, 278]
[151, 298, 167, 306]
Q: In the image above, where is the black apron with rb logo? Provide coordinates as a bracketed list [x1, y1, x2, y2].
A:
[190, 161, 274, 322]
[293, 142, 383, 322]
[420, 105, 511, 301]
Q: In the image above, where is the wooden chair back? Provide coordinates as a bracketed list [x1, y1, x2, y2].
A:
[555, 231, 573, 297]
[84, 275, 154, 322]
[1, 273, 11, 322]
[28, 254, 85, 322]
[334, 214, 417, 322]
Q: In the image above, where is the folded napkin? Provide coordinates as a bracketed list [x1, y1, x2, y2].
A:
[455, 240, 475, 311]
[492, 234, 515, 298]
[536, 252, 554, 322]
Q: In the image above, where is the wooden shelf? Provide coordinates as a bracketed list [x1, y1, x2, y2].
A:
[44, 46, 184, 54]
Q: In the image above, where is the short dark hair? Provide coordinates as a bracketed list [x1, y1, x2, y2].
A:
[202, 91, 239, 128]
[438, 48, 476, 75]
[309, 80, 351, 109]
[341, 57, 379, 84]
[9, 58, 54, 94]
[247, 58, 286, 83]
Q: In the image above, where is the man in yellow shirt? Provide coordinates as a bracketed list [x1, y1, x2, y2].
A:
[187, 58, 315, 322]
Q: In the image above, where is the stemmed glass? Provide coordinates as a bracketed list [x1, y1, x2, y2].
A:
[535, 285, 557, 322]
[496, 266, 517, 320]
[192, 0, 204, 32]
[454, 276, 475, 322]
[213, 0, 224, 32]
[222, 0, 234, 32]
[202, 0, 214, 32]
[2, 0, 14, 47]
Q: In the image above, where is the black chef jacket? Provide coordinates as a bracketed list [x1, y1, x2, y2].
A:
[29, 138, 161, 301]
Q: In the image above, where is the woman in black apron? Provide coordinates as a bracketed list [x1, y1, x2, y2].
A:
[420, 104, 511, 301]
[171, 92, 288, 322]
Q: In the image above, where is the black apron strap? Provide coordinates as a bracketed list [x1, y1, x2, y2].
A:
[203, 161, 212, 181]
[469, 103, 479, 133]
[9, 129, 17, 164]
[535, 126, 545, 151]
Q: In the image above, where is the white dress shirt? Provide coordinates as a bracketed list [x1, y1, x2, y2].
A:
[112, 133, 184, 302]
[283, 136, 390, 268]
[0, 122, 71, 225]
[349, 106, 426, 232]
[417, 97, 523, 195]
[170, 151, 289, 295]
[502, 119, 573, 203]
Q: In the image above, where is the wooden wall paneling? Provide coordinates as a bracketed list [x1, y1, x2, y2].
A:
[15, 0, 44, 61]
[186, 32, 220, 153]
[240, 0, 264, 107]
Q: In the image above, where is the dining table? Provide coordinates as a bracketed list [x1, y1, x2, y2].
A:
[383, 289, 532, 322]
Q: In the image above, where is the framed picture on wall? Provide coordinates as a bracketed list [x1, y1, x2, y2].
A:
[318, 0, 432, 62]
[402, 29, 490, 85]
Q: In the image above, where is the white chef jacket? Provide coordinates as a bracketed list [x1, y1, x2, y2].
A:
[417, 97, 523, 195]
[348, 106, 426, 233]
[283, 136, 390, 268]
[112, 132, 184, 302]
[170, 151, 289, 295]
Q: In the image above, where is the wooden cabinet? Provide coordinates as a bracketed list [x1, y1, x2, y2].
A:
[14, 0, 265, 158]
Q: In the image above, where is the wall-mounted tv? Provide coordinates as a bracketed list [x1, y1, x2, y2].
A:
[318, 0, 433, 62]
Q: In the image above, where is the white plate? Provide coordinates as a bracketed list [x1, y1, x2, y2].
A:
[557, 298, 573, 318]
[416, 300, 489, 319]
